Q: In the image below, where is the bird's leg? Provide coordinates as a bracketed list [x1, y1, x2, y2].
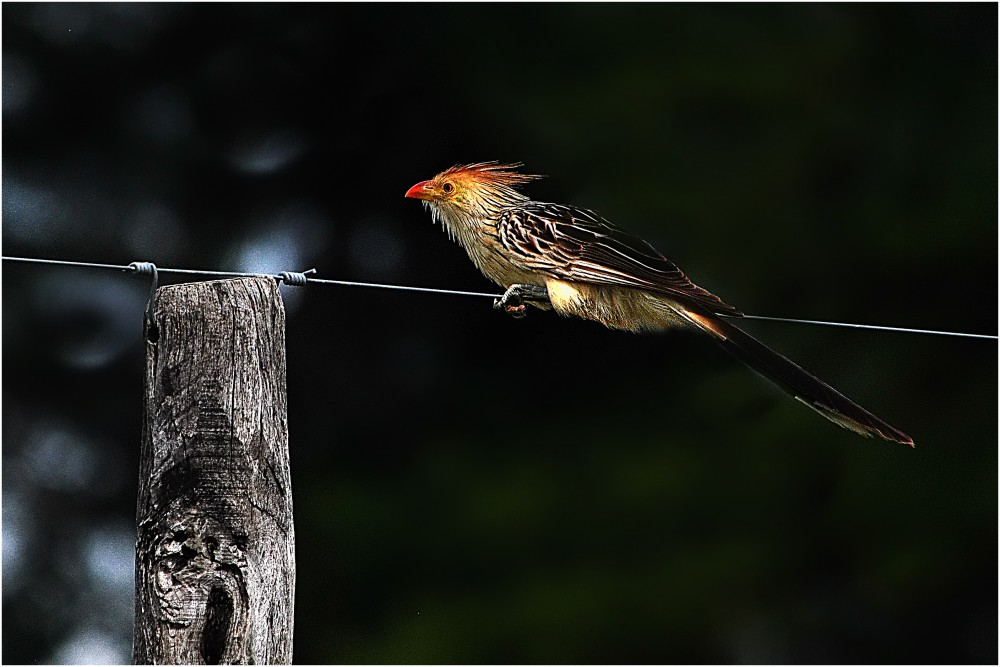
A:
[494, 284, 549, 319]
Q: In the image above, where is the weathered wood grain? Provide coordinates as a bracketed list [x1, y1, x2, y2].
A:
[133, 277, 294, 664]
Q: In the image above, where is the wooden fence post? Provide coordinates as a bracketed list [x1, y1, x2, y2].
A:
[133, 277, 295, 664]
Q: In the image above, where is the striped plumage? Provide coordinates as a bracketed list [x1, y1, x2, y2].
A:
[405, 162, 913, 446]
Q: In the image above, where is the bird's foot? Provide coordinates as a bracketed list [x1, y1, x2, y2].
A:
[493, 284, 548, 319]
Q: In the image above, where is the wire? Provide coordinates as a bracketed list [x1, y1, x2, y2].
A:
[737, 314, 997, 341]
[3, 255, 996, 340]
[1, 255, 502, 299]
[307, 277, 500, 299]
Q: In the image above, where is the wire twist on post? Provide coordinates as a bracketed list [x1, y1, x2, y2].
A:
[129, 261, 159, 338]
[279, 268, 316, 287]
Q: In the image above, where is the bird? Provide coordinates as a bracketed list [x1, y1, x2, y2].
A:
[405, 161, 913, 446]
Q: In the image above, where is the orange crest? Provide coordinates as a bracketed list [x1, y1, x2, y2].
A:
[437, 162, 544, 190]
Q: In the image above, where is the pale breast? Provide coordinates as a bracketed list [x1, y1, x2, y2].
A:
[544, 279, 689, 333]
[462, 226, 546, 289]
[435, 205, 546, 289]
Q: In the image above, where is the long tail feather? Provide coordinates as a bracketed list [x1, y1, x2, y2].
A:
[675, 307, 914, 446]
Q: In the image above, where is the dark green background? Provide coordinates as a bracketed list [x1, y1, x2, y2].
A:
[3, 3, 996, 663]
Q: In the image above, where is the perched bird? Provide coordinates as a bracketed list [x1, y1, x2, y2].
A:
[405, 162, 913, 446]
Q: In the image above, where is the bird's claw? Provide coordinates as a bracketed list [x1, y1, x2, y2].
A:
[494, 284, 548, 319]
[494, 287, 528, 319]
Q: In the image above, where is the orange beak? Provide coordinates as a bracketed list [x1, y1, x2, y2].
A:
[404, 180, 433, 200]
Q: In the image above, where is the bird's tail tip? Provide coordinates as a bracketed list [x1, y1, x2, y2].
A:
[805, 398, 914, 447]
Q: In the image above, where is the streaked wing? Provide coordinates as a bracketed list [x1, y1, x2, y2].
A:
[497, 203, 741, 316]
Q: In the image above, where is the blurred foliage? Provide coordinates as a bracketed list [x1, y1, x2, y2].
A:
[2, 3, 996, 664]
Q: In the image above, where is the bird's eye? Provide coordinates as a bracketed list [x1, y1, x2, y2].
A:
[442, 182, 455, 194]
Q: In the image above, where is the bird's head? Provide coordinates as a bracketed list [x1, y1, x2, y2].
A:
[405, 162, 542, 218]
